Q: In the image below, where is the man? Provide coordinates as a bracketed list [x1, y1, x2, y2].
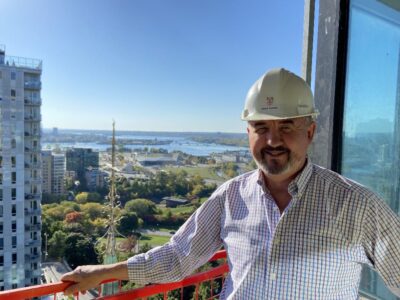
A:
[62, 68, 400, 299]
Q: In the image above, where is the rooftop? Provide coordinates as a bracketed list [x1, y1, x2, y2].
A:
[0, 44, 42, 70]
[1, 55, 42, 70]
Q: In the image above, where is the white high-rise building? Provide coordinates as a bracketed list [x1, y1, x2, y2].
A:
[0, 45, 42, 290]
[41, 151, 52, 195]
[42, 151, 66, 196]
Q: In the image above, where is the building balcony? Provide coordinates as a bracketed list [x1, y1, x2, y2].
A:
[24, 146, 41, 153]
[24, 239, 41, 247]
[24, 115, 42, 122]
[24, 223, 41, 231]
[0, 250, 228, 299]
[24, 161, 41, 169]
[24, 208, 42, 216]
[25, 178, 42, 185]
[24, 162, 41, 169]
[24, 131, 41, 138]
[25, 193, 40, 200]
[24, 253, 40, 261]
[24, 81, 42, 90]
[24, 98, 42, 106]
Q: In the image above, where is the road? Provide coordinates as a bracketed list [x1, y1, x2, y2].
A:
[42, 262, 98, 300]
[139, 228, 174, 237]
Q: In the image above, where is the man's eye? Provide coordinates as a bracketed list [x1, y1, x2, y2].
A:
[255, 128, 268, 134]
[280, 126, 293, 133]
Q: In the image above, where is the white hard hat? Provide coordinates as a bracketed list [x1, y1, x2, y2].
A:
[241, 68, 319, 121]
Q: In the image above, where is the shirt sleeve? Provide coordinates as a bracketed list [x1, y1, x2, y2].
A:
[362, 193, 400, 296]
[127, 191, 224, 285]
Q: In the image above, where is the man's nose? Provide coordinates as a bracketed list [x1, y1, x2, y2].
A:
[265, 128, 282, 147]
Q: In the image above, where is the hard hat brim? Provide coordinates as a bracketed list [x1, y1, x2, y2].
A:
[241, 111, 319, 121]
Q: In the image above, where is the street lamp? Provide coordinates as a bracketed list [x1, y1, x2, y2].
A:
[44, 233, 48, 261]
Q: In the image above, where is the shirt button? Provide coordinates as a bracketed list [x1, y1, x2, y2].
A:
[270, 273, 276, 280]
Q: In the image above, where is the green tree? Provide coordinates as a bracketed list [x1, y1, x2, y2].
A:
[90, 217, 108, 237]
[118, 211, 140, 235]
[81, 202, 105, 220]
[87, 192, 103, 203]
[221, 162, 238, 178]
[48, 230, 67, 259]
[138, 242, 152, 254]
[64, 233, 98, 269]
[125, 199, 157, 218]
[75, 192, 89, 204]
[191, 183, 217, 198]
[42, 193, 66, 204]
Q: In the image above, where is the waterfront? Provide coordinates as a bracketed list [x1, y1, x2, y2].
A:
[42, 132, 249, 156]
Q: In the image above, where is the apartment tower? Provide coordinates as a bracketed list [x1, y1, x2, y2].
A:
[42, 150, 66, 196]
[0, 45, 42, 290]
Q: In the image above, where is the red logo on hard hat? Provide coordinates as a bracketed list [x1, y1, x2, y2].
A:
[266, 97, 274, 107]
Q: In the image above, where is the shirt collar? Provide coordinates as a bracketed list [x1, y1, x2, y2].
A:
[288, 158, 313, 200]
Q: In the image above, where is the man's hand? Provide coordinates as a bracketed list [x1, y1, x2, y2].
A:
[61, 262, 129, 296]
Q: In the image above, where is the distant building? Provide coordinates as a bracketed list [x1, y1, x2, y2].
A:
[65, 170, 76, 181]
[212, 151, 252, 164]
[66, 148, 99, 183]
[163, 197, 189, 208]
[0, 44, 43, 290]
[213, 153, 239, 163]
[136, 154, 179, 167]
[42, 151, 52, 194]
[121, 163, 136, 174]
[41, 151, 66, 196]
[52, 127, 58, 135]
[85, 167, 106, 191]
[52, 153, 66, 195]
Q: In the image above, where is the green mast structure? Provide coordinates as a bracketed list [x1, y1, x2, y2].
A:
[101, 121, 120, 295]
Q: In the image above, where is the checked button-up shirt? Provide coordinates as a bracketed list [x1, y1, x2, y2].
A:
[127, 160, 400, 299]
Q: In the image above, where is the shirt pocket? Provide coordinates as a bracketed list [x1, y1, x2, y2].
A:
[222, 222, 267, 267]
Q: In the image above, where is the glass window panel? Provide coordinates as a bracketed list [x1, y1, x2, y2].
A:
[342, 0, 400, 299]
[12, 253, 16, 264]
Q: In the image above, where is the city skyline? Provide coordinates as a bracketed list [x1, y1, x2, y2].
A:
[0, 0, 309, 133]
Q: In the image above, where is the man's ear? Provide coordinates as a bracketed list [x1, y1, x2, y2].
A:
[307, 122, 316, 142]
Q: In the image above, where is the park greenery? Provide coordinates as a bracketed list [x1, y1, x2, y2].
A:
[41, 169, 217, 268]
[190, 135, 248, 147]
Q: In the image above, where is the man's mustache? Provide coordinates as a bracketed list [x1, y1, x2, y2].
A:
[261, 146, 290, 154]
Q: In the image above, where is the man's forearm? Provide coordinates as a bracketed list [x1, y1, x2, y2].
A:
[99, 260, 130, 281]
[61, 261, 129, 296]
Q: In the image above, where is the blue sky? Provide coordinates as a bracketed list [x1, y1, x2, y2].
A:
[1, 0, 307, 132]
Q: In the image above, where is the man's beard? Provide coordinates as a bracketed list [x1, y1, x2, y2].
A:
[254, 146, 297, 175]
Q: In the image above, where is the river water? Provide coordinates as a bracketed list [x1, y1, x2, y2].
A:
[42, 135, 249, 156]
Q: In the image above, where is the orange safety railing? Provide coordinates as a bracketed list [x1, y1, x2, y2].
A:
[0, 250, 228, 300]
